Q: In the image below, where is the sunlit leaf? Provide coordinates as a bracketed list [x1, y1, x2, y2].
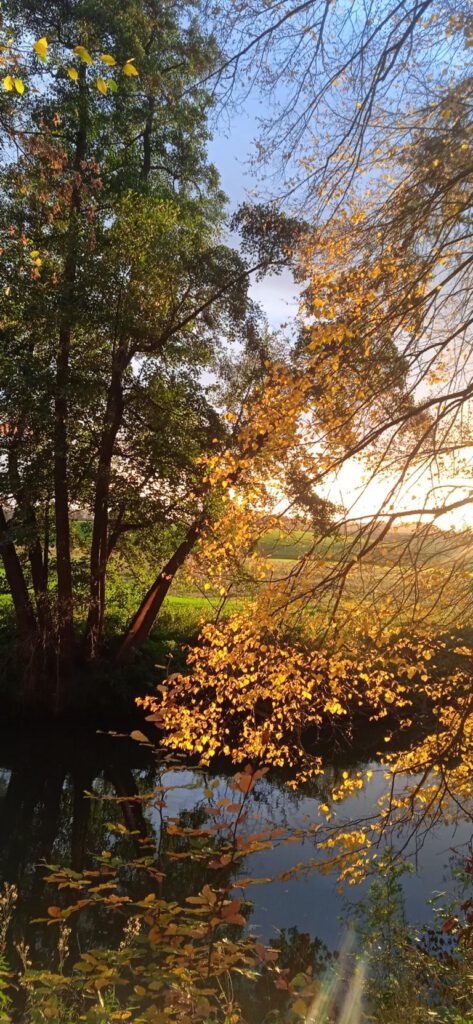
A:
[14, 78, 24, 94]
[96, 76, 107, 95]
[74, 45, 93, 65]
[123, 62, 139, 77]
[68, 67, 79, 81]
[3, 75, 13, 91]
[100, 53, 116, 66]
[33, 37, 48, 61]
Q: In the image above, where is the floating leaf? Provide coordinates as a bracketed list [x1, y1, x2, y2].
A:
[96, 76, 107, 95]
[3, 75, 13, 91]
[123, 61, 139, 76]
[68, 67, 79, 82]
[100, 53, 116, 66]
[74, 45, 93, 65]
[33, 37, 48, 61]
[14, 78, 24, 94]
[108, 78, 118, 93]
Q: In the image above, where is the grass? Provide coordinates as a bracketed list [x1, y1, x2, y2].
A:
[1, 524, 472, 714]
[258, 525, 473, 567]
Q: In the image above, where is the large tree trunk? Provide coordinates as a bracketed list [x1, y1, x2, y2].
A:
[54, 74, 88, 705]
[0, 508, 39, 697]
[116, 515, 206, 662]
[85, 362, 125, 660]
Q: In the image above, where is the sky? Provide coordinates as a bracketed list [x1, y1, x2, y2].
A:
[207, 100, 300, 331]
[207, 97, 473, 532]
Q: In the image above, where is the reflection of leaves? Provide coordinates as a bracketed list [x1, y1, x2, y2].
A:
[235, 765, 269, 794]
[220, 899, 245, 926]
[254, 942, 279, 962]
[130, 730, 151, 745]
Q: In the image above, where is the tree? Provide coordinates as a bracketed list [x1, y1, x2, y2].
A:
[136, 8, 473, 833]
[190, 9, 473, 635]
[0, 0, 297, 710]
[204, 0, 460, 208]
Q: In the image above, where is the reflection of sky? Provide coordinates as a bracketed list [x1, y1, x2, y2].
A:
[147, 766, 472, 950]
[0, 768, 11, 799]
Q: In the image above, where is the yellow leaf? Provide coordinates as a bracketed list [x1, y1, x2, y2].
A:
[14, 79, 25, 95]
[3, 75, 13, 91]
[100, 53, 116, 66]
[96, 77, 107, 95]
[33, 37, 48, 61]
[123, 61, 139, 77]
[68, 67, 79, 82]
[74, 45, 93, 65]
[30, 250, 40, 259]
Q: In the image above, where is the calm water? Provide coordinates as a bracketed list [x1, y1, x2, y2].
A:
[0, 722, 471, 959]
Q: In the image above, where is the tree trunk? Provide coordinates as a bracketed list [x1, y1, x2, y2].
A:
[116, 515, 206, 662]
[140, 97, 155, 180]
[7, 447, 53, 646]
[54, 73, 88, 705]
[85, 87, 155, 657]
[71, 768, 93, 871]
[0, 508, 39, 696]
[54, 319, 75, 687]
[85, 363, 125, 660]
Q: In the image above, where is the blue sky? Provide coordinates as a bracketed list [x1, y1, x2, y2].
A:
[207, 100, 300, 332]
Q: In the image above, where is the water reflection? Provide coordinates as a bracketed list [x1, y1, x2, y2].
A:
[0, 723, 470, 959]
